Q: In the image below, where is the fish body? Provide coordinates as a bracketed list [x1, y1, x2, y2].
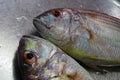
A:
[33, 8, 120, 72]
[17, 35, 93, 80]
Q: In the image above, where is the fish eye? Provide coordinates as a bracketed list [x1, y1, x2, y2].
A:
[24, 51, 36, 64]
[51, 10, 61, 17]
[26, 53, 34, 59]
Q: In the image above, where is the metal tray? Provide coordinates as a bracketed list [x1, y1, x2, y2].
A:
[0, 0, 120, 80]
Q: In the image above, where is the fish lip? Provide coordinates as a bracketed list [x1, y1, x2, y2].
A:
[23, 35, 33, 39]
[33, 17, 46, 27]
[22, 35, 40, 40]
[33, 17, 51, 29]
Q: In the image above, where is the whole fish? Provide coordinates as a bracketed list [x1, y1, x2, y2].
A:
[33, 8, 120, 72]
[17, 35, 93, 80]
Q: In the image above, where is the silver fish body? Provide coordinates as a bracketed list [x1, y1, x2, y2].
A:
[17, 35, 93, 80]
[33, 8, 120, 72]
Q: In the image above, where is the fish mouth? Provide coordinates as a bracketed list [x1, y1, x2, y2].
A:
[33, 17, 51, 29]
[20, 35, 37, 45]
[22, 35, 41, 41]
[33, 17, 45, 27]
[23, 35, 36, 39]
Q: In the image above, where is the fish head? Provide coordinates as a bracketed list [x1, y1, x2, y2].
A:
[18, 35, 43, 80]
[33, 8, 80, 44]
[17, 35, 67, 80]
[17, 35, 54, 80]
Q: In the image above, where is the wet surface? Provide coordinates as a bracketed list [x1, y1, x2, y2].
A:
[0, 0, 120, 80]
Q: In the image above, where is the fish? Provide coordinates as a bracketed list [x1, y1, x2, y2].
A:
[33, 8, 120, 72]
[17, 35, 94, 80]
